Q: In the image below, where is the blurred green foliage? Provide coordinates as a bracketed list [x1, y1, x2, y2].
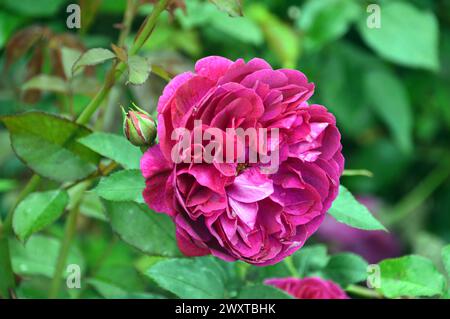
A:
[1, 0, 450, 298]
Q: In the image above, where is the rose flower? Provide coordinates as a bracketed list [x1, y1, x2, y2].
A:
[265, 277, 349, 299]
[141, 56, 344, 265]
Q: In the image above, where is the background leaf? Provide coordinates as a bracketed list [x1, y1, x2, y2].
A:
[145, 257, 225, 299]
[127, 55, 151, 85]
[1, 0, 67, 17]
[13, 190, 69, 242]
[0, 112, 100, 182]
[104, 200, 180, 257]
[94, 170, 145, 203]
[238, 284, 293, 299]
[364, 69, 413, 153]
[293, 244, 329, 277]
[358, 2, 439, 70]
[323, 252, 369, 287]
[10, 235, 85, 278]
[378, 255, 446, 298]
[0, 178, 18, 193]
[78, 132, 142, 170]
[297, 0, 360, 51]
[22, 75, 67, 93]
[72, 48, 116, 73]
[247, 4, 300, 68]
[328, 185, 387, 231]
[61, 47, 83, 79]
[441, 245, 450, 277]
[209, 0, 242, 17]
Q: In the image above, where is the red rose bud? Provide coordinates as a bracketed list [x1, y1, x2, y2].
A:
[123, 108, 157, 147]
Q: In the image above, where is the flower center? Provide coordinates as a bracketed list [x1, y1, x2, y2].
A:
[236, 163, 249, 175]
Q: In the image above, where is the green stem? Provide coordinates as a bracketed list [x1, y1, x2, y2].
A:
[151, 64, 172, 82]
[75, 76, 116, 125]
[48, 181, 91, 299]
[0, 237, 15, 298]
[384, 160, 450, 225]
[1, 175, 42, 237]
[342, 169, 373, 178]
[118, 0, 139, 47]
[129, 0, 170, 55]
[346, 284, 382, 299]
[284, 256, 300, 278]
[76, 0, 169, 125]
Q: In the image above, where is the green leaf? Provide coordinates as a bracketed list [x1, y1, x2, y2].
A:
[94, 170, 145, 203]
[443, 289, 450, 299]
[413, 232, 446, 272]
[328, 185, 387, 231]
[324, 253, 368, 287]
[247, 4, 300, 68]
[61, 47, 82, 79]
[15, 277, 59, 298]
[13, 190, 69, 242]
[378, 255, 446, 298]
[364, 69, 413, 153]
[78, 132, 142, 170]
[0, 178, 19, 192]
[72, 48, 116, 73]
[209, 0, 242, 17]
[176, 1, 262, 45]
[104, 200, 180, 257]
[441, 245, 450, 277]
[238, 284, 293, 299]
[78, 193, 107, 222]
[22, 75, 68, 93]
[293, 244, 329, 277]
[357, 2, 439, 71]
[0, 112, 100, 182]
[1, 0, 66, 17]
[10, 235, 85, 278]
[312, 42, 382, 137]
[0, 12, 24, 49]
[210, 15, 263, 46]
[298, 0, 361, 51]
[145, 257, 225, 298]
[87, 278, 165, 299]
[127, 55, 151, 85]
[246, 260, 291, 282]
[86, 278, 127, 298]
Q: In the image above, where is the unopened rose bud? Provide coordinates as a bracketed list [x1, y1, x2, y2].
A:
[122, 107, 156, 147]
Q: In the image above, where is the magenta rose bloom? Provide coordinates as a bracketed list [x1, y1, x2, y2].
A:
[141, 56, 344, 265]
[265, 277, 348, 299]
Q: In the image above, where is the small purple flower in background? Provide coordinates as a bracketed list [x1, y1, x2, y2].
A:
[317, 196, 402, 264]
[265, 277, 349, 299]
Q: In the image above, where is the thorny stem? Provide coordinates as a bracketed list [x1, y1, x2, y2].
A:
[76, 0, 170, 125]
[118, 0, 139, 47]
